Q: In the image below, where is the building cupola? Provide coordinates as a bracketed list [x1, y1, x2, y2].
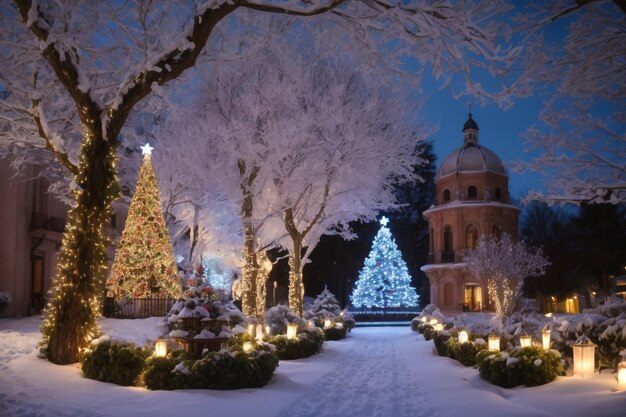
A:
[463, 113, 479, 145]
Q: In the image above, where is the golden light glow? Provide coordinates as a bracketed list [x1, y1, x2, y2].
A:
[420, 317, 427, 323]
[519, 335, 532, 347]
[247, 323, 256, 337]
[573, 337, 596, 377]
[458, 330, 468, 344]
[488, 335, 500, 351]
[618, 362, 626, 390]
[434, 323, 444, 332]
[255, 324, 265, 341]
[542, 328, 551, 350]
[323, 319, 332, 329]
[243, 342, 253, 352]
[154, 339, 167, 357]
[286, 323, 298, 340]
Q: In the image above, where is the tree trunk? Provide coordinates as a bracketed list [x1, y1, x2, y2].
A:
[41, 132, 117, 364]
[288, 236, 304, 316]
[241, 224, 258, 317]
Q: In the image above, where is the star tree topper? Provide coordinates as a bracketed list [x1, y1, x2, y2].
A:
[141, 143, 154, 156]
[380, 216, 389, 226]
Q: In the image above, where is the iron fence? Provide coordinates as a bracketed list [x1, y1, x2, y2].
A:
[348, 306, 421, 322]
[103, 297, 177, 319]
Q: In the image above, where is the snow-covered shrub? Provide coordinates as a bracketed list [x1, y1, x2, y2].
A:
[324, 325, 348, 341]
[265, 304, 304, 336]
[433, 332, 454, 358]
[266, 328, 325, 360]
[476, 347, 563, 388]
[81, 340, 150, 386]
[304, 288, 355, 331]
[143, 338, 279, 390]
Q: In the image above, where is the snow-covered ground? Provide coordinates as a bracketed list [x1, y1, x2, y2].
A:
[1, 317, 624, 417]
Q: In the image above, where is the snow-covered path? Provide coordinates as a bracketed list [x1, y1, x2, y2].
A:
[1, 318, 625, 417]
[277, 327, 435, 417]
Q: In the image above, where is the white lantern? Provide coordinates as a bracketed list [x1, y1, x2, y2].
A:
[286, 323, 298, 340]
[154, 338, 168, 357]
[336, 322, 344, 329]
[542, 328, 551, 350]
[243, 342, 253, 352]
[617, 361, 626, 390]
[265, 325, 271, 335]
[307, 319, 315, 329]
[420, 317, 427, 323]
[458, 330, 468, 344]
[247, 323, 256, 337]
[256, 324, 265, 341]
[434, 323, 444, 332]
[519, 335, 532, 348]
[488, 335, 500, 351]
[573, 336, 596, 377]
[324, 319, 332, 329]
[429, 319, 438, 325]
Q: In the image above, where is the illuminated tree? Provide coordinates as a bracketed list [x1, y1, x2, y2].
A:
[106, 144, 181, 300]
[351, 217, 419, 308]
[464, 233, 549, 318]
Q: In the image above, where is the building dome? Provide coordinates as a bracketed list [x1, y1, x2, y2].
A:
[437, 114, 506, 178]
[437, 143, 506, 178]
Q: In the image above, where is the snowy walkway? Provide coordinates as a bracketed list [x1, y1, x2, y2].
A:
[1, 318, 625, 417]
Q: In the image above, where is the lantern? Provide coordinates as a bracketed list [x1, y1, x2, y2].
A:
[542, 328, 551, 350]
[336, 322, 344, 329]
[243, 342, 253, 352]
[434, 323, 444, 332]
[307, 319, 315, 329]
[420, 317, 427, 323]
[617, 361, 626, 390]
[488, 335, 500, 351]
[458, 331, 468, 344]
[572, 336, 596, 377]
[247, 323, 255, 337]
[324, 319, 332, 329]
[519, 335, 532, 348]
[154, 338, 168, 357]
[429, 319, 438, 325]
[286, 323, 298, 340]
[256, 324, 265, 341]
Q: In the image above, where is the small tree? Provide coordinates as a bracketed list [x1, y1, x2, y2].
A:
[464, 233, 549, 318]
[351, 217, 419, 308]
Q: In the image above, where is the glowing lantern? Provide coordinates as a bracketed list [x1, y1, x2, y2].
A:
[420, 317, 427, 323]
[488, 335, 500, 351]
[324, 319, 332, 329]
[542, 328, 551, 350]
[256, 324, 265, 341]
[286, 323, 298, 340]
[154, 338, 167, 357]
[265, 325, 271, 335]
[618, 361, 626, 390]
[243, 342, 253, 352]
[434, 323, 444, 332]
[573, 336, 596, 377]
[307, 320, 315, 329]
[519, 335, 532, 348]
[336, 322, 344, 329]
[429, 319, 438, 325]
[458, 331, 468, 344]
[247, 324, 255, 337]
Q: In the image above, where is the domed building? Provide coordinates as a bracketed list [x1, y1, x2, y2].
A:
[421, 114, 520, 314]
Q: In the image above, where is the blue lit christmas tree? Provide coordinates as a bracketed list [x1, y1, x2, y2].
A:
[351, 217, 419, 308]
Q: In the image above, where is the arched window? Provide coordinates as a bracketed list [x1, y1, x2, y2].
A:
[492, 224, 503, 240]
[443, 189, 451, 202]
[495, 187, 502, 201]
[465, 224, 478, 249]
[467, 186, 477, 199]
[443, 226, 453, 252]
[444, 283, 453, 306]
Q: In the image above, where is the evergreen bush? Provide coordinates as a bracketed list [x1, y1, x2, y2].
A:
[81, 340, 150, 386]
[476, 347, 564, 388]
[324, 326, 348, 341]
[266, 328, 325, 360]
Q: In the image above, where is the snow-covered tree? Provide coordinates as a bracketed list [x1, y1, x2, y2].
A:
[510, 1, 625, 204]
[0, 0, 518, 364]
[464, 233, 550, 318]
[351, 217, 419, 308]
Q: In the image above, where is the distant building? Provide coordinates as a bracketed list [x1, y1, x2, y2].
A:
[421, 115, 520, 314]
[0, 159, 67, 316]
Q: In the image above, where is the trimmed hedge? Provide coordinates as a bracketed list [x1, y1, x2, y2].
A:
[81, 340, 150, 386]
[477, 346, 564, 388]
[324, 326, 348, 341]
[266, 329, 325, 360]
[143, 348, 279, 390]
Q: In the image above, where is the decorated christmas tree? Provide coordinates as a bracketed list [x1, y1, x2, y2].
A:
[351, 217, 419, 308]
[106, 144, 181, 299]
